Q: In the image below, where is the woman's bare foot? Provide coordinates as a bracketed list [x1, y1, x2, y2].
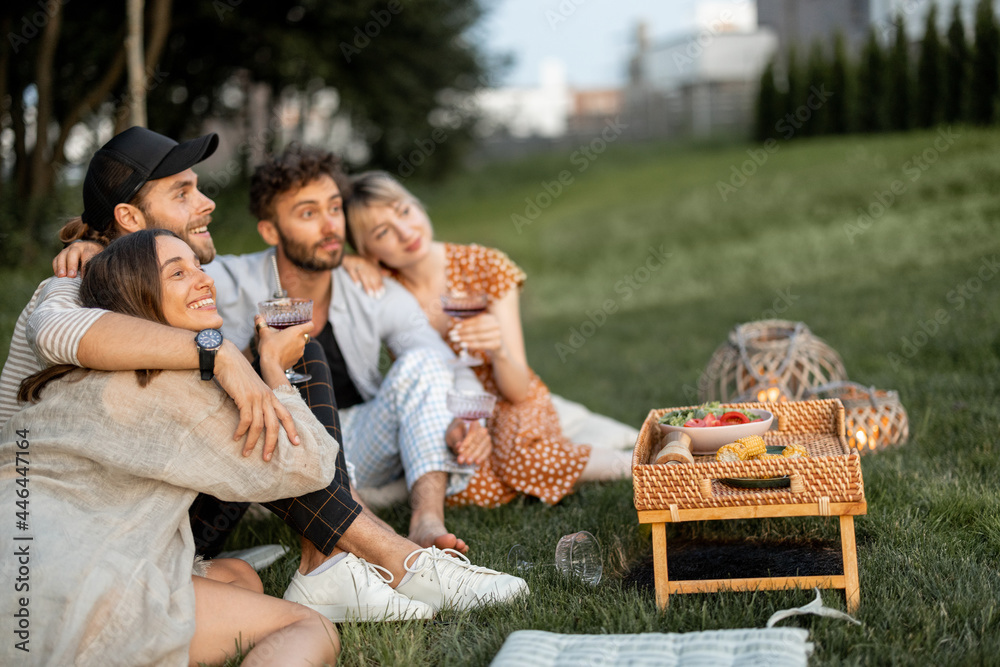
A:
[409, 516, 468, 554]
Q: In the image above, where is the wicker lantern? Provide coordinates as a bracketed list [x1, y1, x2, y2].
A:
[807, 382, 909, 454]
[698, 320, 848, 403]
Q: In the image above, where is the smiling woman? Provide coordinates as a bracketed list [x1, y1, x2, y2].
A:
[156, 235, 225, 333]
[4, 229, 341, 666]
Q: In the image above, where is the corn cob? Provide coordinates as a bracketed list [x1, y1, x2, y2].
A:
[715, 435, 767, 462]
[781, 444, 808, 459]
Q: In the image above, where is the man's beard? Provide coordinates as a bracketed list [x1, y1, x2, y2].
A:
[278, 228, 344, 273]
[143, 211, 216, 264]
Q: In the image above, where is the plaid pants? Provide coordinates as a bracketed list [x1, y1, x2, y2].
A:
[340, 347, 475, 497]
[188, 341, 362, 557]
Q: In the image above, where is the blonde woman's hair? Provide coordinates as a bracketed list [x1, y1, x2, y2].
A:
[345, 171, 425, 257]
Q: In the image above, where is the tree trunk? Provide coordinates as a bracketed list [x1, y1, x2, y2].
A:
[126, 0, 148, 128]
[51, 48, 127, 168]
[115, 0, 172, 133]
[0, 15, 11, 200]
[27, 0, 64, 209]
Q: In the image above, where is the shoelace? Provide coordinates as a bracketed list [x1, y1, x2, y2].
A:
[404, 547, 497, 595]
[354, 557, 395, 587]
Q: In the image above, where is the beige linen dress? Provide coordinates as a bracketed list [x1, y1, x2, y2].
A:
[0, 369, 339, 666]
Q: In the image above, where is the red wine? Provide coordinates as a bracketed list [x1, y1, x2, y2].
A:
[455, 410, 491, 420]
[443, 306, 487, 319]
[268, 317, 311, 330]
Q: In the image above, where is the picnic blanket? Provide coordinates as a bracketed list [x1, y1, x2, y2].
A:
[490, 628, 813, 667]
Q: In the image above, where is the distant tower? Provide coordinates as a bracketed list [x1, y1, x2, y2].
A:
[628, 21, 650, 85]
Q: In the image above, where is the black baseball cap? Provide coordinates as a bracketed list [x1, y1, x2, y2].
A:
[81, 126, 219, 232]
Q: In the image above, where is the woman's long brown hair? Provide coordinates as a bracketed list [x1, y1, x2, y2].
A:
[18, 229, 179, 403]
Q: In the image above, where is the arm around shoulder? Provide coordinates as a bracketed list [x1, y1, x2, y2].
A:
[173, 385, 340, 503]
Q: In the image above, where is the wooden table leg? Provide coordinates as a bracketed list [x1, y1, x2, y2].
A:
[652, 522, 669, 609]
[840, 515, 860, 612]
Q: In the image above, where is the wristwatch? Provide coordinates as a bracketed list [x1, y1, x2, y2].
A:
[195, 329, 224, 381]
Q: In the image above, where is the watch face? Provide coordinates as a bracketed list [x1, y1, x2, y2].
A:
[196, 329, 223, 349]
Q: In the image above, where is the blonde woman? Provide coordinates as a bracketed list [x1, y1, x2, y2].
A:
[343, 171, 633, 508]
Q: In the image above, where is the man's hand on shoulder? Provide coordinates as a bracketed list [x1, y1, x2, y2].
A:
[214, 340, 302, 462]
[53, 240, 103, 278]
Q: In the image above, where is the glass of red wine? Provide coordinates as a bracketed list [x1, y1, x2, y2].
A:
[440, 290, 489, 367]
[257, 298, 314, 384]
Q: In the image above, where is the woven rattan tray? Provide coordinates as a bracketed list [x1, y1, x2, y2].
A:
[632, 399, 865, 511]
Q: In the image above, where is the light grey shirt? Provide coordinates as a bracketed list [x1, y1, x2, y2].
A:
[205, 249, 482, 399]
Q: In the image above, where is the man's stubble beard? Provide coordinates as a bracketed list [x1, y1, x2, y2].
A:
[278, 228, 344, 273]
[141, 210, 216, 264]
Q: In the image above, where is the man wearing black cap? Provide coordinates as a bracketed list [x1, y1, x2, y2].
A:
[0, 126, 528, 623]
[0, 127, 285, 438]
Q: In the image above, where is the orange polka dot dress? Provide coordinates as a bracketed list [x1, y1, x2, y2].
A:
[441, 243, 592, 508]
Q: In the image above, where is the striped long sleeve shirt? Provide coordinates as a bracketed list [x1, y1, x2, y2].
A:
[0, 277, 105, 427]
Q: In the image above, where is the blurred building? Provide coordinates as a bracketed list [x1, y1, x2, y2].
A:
[474, 59, 572, 139]
[567, 89, 624, 134]
[757, 0, 871, 53]
[623, 16, 778, 139]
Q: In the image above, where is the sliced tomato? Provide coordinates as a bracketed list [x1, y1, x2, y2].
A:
[703, 413, 720, 427]
[719, 411, 751, 426]
[683, 418, 706, 428]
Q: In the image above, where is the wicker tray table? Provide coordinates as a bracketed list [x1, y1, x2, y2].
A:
[632, 399, 866, 611]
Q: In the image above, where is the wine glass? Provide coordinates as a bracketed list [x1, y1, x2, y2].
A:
[257, 298, 313, 384]
[440, 290, 489, 367]
[445, 388, 497, 425]
[554, 531, 603, 586]
[505, 531, 603, 586]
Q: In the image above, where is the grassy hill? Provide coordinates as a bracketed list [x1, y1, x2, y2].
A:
[3, 127, 999, 665]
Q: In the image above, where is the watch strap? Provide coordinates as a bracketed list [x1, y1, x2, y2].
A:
[199, 346, 216, 381]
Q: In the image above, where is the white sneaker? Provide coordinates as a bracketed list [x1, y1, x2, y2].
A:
[396, 547, 529, 612]
[283, 553, 435, 623]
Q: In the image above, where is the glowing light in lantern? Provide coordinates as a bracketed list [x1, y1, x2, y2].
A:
[755, 386, 785, 403]
[856, 429, 868, 446]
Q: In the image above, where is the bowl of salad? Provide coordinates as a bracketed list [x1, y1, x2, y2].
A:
[657, 402, 774, 455]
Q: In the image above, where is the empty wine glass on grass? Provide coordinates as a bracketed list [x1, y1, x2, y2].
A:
[440, 290, 489, 367]
[257, 298, 313, 384]
[506, 531, 603, 586]
[554, 531, 603, 586]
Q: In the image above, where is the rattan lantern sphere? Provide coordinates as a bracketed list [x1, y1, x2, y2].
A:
[807, 382, 909, 454]
[698, 320, 848, 403]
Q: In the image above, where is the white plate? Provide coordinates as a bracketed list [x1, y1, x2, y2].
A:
[658, 408, 774, 455]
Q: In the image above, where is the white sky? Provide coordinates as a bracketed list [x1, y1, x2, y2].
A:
[477, 0, 708, 88]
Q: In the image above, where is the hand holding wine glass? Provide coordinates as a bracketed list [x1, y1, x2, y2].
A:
[257, 298, 314, 384]
[445, 388, 496, 464]
[440, 290, 489, 367]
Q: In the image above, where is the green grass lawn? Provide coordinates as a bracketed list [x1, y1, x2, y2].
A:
[3, 127, 999, 665]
